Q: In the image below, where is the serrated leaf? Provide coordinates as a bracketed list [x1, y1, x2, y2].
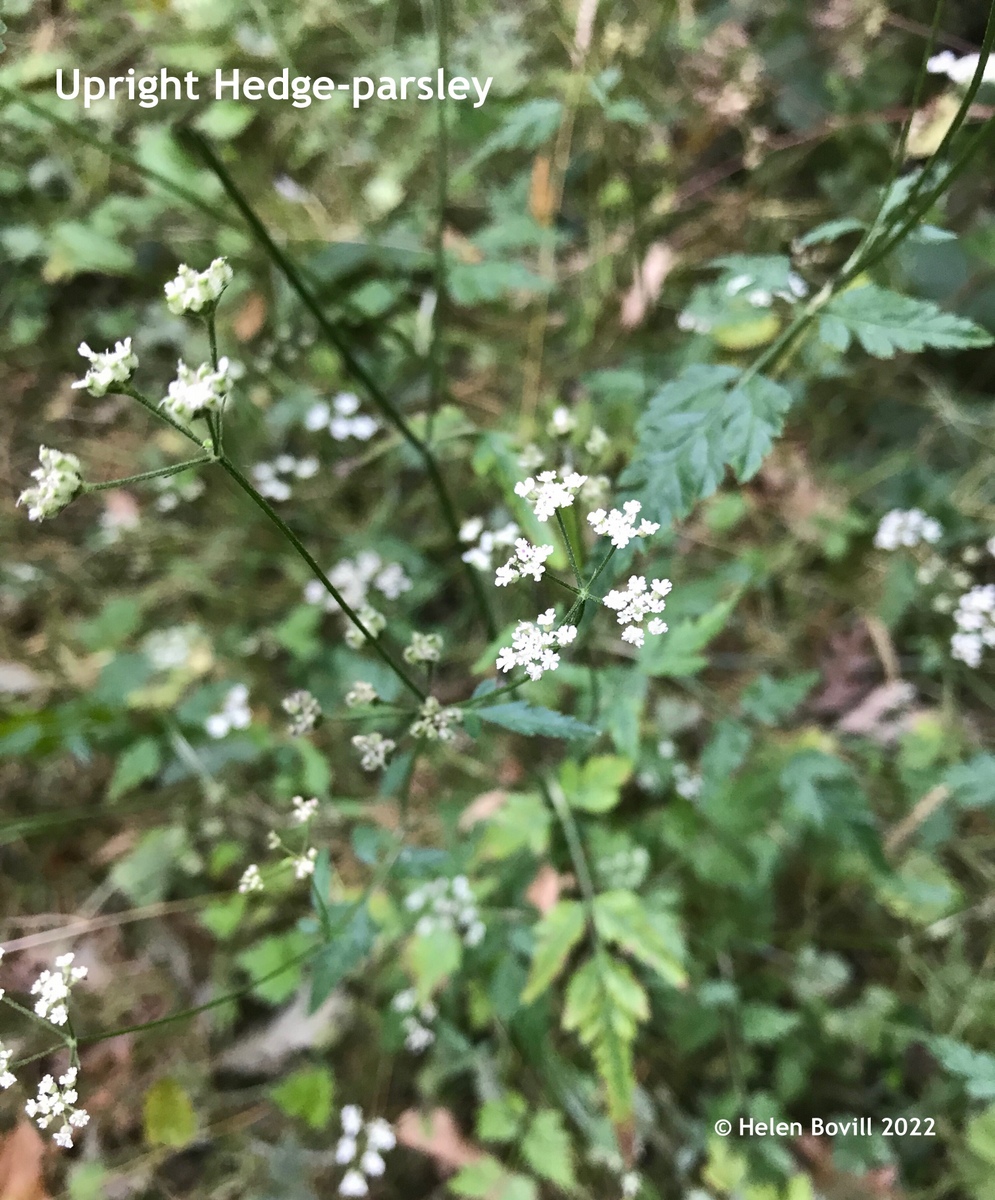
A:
[740, 1004, 803, 1044]
[522, 900, 586, 1003]
[406, 925, 463, 1002]
[559, 755, 632, 813]
[821, 284, 992, 357]
[639, 594, 738, 677]
[562, 954, 647, 1121]
[237, 931, 311, 1006]
[476, 791, 551, 860]
[592, 890, 688, 988]
[739, 672, 820, 725]
[107, 737, 161, 801]
[796, 217, 865, 247]
[310, 901, 377, 1011]
[477, 1092, 527, 1143]
[521, 1109, 577, 1190]
[143, 1078, 196, 1148]
[621, 365, 793, 527]
[268, 1065, 334, 1131]
[945, 754, 995, 808]
[477, 702, 597, 740]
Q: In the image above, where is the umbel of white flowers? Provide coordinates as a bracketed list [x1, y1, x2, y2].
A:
[71, 338, 138, 397]
[17, 447, 83, 522]
[161, 357, 234, 423]
[164, 257, 233, 315]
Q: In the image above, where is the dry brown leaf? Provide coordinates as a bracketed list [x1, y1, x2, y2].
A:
[526, 864, 571, 913]
[620, 241, 676, 328]
[836, 680, 916, 743]
[396, 1108, 482, 1172]
[233, 292, 268, 342]
[529, 156, 555, 226]
[458, 790, 508, 831]
[0, 1123, 51, 1200]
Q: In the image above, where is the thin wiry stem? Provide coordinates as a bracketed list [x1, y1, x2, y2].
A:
[83, 458, 210, 492]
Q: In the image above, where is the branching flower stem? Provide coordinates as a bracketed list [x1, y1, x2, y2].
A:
[83, 458, 211, 493]
[181, 129, 498, 641]
[109, 386, 425, 699]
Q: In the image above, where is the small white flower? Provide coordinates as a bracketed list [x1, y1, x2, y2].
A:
[71, 338, 138, 396]
[336, 1135, 358, 1164]
[291, 796, 319, 824]
[494, 538, 555, 586]
[325, 392, 380, 442]
[360, 1150, 386, 1177]
[238, 864, 263, 894]
[673, 761, 702, 800]
[365, 1117, 396, 1152]
[339, 1169, 369, 1196]
[205, 684, 251, 739]
[352, 732, 395, 772]
[874, 509, 943, 551]
[547, 406, 576, 436]
[343, 606, 387, 650]
[585, 426, 610, 456]
[496, 612, 577, 680]
[341, 1105, 364, 1136]
[0, 1045, 16, 1090]
[587, 500, 660, 549]
[602, 576, 672, 647]
[24, 1067, 89, 1147]
[514, 469, 588, 522]
[30, 954, 87, 1027]
[951, 584, 995, 668]
[927, 50, 995, 87]
[345, 681, 379, 708]
[403, 632, 444, 664]
[161, 358, 233, 423]
[18, 447, 83, 522]
[294, 848, 318, 879]
[164, 258, 233, 315]
[409, 696, 463, 742]
[283, 690, 321, 735]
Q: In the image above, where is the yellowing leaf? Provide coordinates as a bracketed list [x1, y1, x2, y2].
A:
[521, 900, 586, 1004]
[143, 1078, 196, 1149]
[712, 312, 781, 350]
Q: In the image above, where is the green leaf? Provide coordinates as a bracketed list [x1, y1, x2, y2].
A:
[44, 220, 134, 281]
[107, 738, 161, 802]
[522, 900, 586, 1003]
[796, 217, 865, 247]
[945, 754, 995, 808]
[521, 1109, 577, 1190]
[592, 890, 688, 988]
[449, 261, 551, 305]
[143, 1078, 196, 1148]
[929, 1036, 995, 1099]
[477, 702, 597, 740]
[739, 672, 819, 725]
[406, 925, 463, 1002]
[477, 1092, 527, 1143]
[622, 365, 793, 527]
[310, 902, 377, 1010]
[269, 1065, 335, 1130]
[740, 1004, 803, 1044]
[475, 791, 551, 861]
[560, 755, 632, 813]
[562, 953, 647, 1121]
[639, 594, 739, 677]
[237, 931, 312, 1006]
[109, 826, 187, 905]
[820, 284, 992, 357]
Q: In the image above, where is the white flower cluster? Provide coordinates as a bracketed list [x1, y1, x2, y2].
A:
[304, 551, 411, 614]
[874, 508, 943, 551]
[164, 258, 233, 315]
[205, 684, 251, 738]
[587, 501, 660, 549]
[71, 338, 138, 397]
[514, 469, 588, 521]
[677, 311, 712, 334]
[496, 610, 578, 680]
[602, 576, 672, 648]
[409, 696, 463, 742]
[673, 761, 703, 800]
[306, 393, 379, 442]
[352, 732, 395, 771]
[251, 455, 319, 502]
[25, 1068, 90, 1149]
[392, 988, 437, 1053]
[494, 538, 555, 587]
[460, 517, 520, 572]
[161, 357, 233, 423]
[345, 608, 387, 649]
[0, 1045, 15, 1091]
[404, 632, 443, 664]
[143, 624, 203, 672]
[345, 681, 379, 708]
[724, 270, 808, 306]
[18, 447, 83, 522]
[336, 1106, 396, 1197]
[282, 689, 321, 735]
[291, 795, 319, 824]
[238, 863, 264, 894]
[927, 51, 995, 86]
[405, 875, 485, 946]
[951, 584, 995, 668]
[31, 953, 88, 1027]
[293, 847, 318, 879]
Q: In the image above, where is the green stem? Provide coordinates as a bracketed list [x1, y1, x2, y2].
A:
[181, 129, 498, 640]
[217, 457, 426, 699]
[121, 386, 208, 449]
[555, 510, 584, 585]
[426, 0, 450, 444]
[206, 311, 224, 453]
[585, 545, 618, 593]
[547, 572, 585, 597]
[83, 458, 210, 493]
